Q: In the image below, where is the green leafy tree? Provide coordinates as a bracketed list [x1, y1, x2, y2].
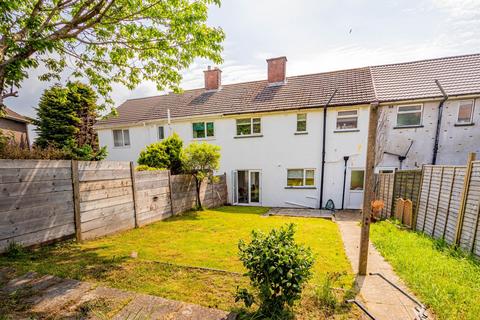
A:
[0, 0, 224, 110]
[182, 142, 221, 209]
[34, 82, 107, 160]
[137, 133, 183, 174]
[236, 224, 315, 319]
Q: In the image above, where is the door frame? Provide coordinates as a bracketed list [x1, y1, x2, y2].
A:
[232, 169, 262, 205]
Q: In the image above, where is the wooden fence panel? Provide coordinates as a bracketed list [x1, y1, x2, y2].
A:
[445, 167, 466, 244]
[459, 162, 480, 252]
[375, 173, 394, 218]
[134, 170, 172, 226]
[416, 166, 432, 231]
[392, 170, 422, 220]
[423, 167, 442, 235]
[78, 161, 135, 240]
[0, 160, 75, 251]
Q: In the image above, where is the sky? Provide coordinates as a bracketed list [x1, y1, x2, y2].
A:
[6, 0, 480, 120]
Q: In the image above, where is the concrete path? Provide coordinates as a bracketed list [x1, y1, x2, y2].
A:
[266, 207, 333, 219]
[0, 268, 235, 320]
[335, 211, 432, 320]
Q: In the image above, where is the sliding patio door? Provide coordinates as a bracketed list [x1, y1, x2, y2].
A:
[233, 170, 261, 204]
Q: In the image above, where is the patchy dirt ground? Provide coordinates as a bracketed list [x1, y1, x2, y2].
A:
[0, 268, 234, 320]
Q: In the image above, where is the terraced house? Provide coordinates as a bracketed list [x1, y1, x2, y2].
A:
[94, 54, 480, 209]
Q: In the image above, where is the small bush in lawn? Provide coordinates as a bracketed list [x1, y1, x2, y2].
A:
[137, 133, 183, 173]
[236, 223, 315, 319]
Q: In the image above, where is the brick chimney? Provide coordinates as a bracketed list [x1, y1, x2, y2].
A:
[267, 56, 287, 85]
[204, 66, 222, 91]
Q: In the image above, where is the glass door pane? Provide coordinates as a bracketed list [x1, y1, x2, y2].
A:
[237, 170, 249, 203]
[250, 171, 260, 203]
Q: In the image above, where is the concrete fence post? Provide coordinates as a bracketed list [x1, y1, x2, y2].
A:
[454, 152, 476, 245]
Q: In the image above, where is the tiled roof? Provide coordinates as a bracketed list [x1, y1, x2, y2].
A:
[370, 53, 480, 101]
[2, 106, 30, 123]
[96, 67, 375, 127]
[95, 53, 480, 127]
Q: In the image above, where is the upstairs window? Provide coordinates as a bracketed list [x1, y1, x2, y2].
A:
[457, 100, 474, 124]
[336, 110, 358, 130]
[192, 121, 214, 138]
[296, 113, 307, 132]
[397, 105, 422, 127]
[287, 169, 315, 187]
[236, 118, 261, 136]
[113, 129, 130, 147]
[158, 126, 165, 140]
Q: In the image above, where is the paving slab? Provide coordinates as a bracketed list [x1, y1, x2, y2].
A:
[0, 269, 235, 320]
[335, 211, 432, 320]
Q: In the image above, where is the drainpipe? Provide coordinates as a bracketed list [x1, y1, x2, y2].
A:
[432, 80, 448, 165]
[319, 89, 338, 209]
[341, 156, 349, 210]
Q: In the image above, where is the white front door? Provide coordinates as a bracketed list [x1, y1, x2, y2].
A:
[233, 170, 261, 205]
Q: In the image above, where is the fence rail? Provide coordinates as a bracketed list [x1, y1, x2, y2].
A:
[375, 155, 480, 257]
[0, 160, 228, 251]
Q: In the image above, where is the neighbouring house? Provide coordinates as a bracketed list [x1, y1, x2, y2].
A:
[0, 106, 30, 148]
[94, 53, 480, 209]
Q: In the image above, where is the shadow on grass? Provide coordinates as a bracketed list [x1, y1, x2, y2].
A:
[0, 241, 129, 283]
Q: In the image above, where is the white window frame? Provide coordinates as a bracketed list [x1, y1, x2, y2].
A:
[192, 121, 215, 139]
[158, 125, 165, 140]
[350, 169, 365, 192]
[396, 104, 423, 127]
[336, 109, 359, 131]
[286, 168, 315, 188]
[112, 129, 130, 148]
[296, 113, 307, 133]
[235, 117, 262, 136]
[456, 99, 475, 124]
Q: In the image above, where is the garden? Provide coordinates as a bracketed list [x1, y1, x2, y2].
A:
[0, 206, 359, 319]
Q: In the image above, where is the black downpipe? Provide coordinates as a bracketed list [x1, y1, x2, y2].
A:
[432, 79, 448, 165]
[319, 89, 338, 209]
[341, 156, 349, 210]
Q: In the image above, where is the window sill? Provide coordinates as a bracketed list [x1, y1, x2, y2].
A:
[113, 146, 131, 149]
[393, 125, 424, 129]
[350, 189, 364, 193]
[234, 134, 263, 139]
[294, 131, 308, 135]
[192, 137, 216, 141]
[284, 186, 317, 189]
[454, 122, 474, 127]
[334, 129, 360, 133]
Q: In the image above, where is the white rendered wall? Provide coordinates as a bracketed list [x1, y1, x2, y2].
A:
[97, 106, 370, 209]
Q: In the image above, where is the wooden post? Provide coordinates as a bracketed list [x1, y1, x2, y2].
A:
[358, 102, 378, 276]
[454, 153, 476, 245]
[71, 160, 82, 242]
[412, 165, 425, 231]
[168, 170, 174, 215]
[130, 161, 139, 228]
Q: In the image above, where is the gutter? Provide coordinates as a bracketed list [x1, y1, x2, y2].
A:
[319, 89, 338, 209]
[432, 80, 448, 165]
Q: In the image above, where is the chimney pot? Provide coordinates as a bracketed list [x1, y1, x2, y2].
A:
[267, 56, 287, 85]
[204, 66, 221, 91]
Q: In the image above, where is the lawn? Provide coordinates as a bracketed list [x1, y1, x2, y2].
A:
[0, 206, 355, 318]
[371, 221, 480, 320]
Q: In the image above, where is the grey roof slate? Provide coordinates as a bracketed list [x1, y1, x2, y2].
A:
[96, 53, 480, 127]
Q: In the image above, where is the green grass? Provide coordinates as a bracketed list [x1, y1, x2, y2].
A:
[0, 206, 354, 318]
[371, 221, 480, 320]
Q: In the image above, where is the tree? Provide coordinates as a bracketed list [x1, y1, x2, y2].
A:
[137, 133, 183, 174]
[0, 0, 224, 110]
[34, 82, 107, 160]
[182, 142, 220, 209]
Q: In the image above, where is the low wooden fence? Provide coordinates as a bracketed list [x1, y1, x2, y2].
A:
[375, 154, 480, 257]
[375, 169, 422, 220]
[0, 160, 228, 251]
